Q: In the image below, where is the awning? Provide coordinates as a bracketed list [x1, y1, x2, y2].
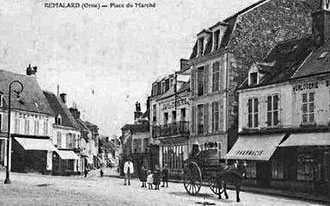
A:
[279, 132, 330, 147]
[15, 137, 57, 151]
[226, 134, 286, 161]
[56, 150, 79, 160]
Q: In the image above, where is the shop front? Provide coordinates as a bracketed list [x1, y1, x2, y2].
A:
[52, 149, 79, 175]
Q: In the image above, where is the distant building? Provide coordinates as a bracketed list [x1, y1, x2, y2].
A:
[43, 91, 81, 175]
[0, 66, 55, 174]
[84, 121, 100, 167]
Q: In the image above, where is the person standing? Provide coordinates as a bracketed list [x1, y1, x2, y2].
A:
[161, 164, 169, 187]
[124, 157, 134, 185]
[153, 165, 161, 190]
[147, 170, 153, 190]
[139, 165, 147, 188]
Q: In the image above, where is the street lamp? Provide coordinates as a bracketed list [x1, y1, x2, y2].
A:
[4, 80, 24, 184]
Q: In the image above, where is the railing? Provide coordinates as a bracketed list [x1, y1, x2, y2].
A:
[152, 121, 190, 138]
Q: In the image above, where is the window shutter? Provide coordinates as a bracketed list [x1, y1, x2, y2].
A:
[204, 65, 209, 94]
[219, 58, 224, 92]
[191, 106, 196, 134]
[204, 103, 209, 133]
[191, 68, 195, 97]
[219, 101, 224, 131]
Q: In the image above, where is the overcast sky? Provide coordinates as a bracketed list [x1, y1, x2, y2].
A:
[0, 0, 258, 136]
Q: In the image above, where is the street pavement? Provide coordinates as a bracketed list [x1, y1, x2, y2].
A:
[0, 169, 326, 206]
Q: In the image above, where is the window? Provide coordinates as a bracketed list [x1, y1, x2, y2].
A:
[297, 153, 314, 181]
[212, 62, 220, 92]
[0, 113, 3, 131]
[43, 120, 48, 136]
[55, 115, 62, 125]
[0, 93, 3, 107]
[34, 120, 39, 135]
[213, 30, 220, 50]
[198, 37, 204, 56]
[165, 79, 170, 92]
[197, 104, 204, 134]
[180, 108, 186, 121]
[302, 92, 315, 124]
[163, 112, 168, 125]
[245, 161, 257, 178]
[172, 111, 176, 123]
[212, 101, 219, 132]
[272, 159, 284, 179]
[249, 72, 258, 85]
[157, 82, 161, 95]
[24, 119, 30, 135]
[57, 132, 62, 148]
[248, 98, 259, 128]
[152, 105, 157, 123]
[15, 118, 20, 133]
[267, 94, 280, 127]
[197, 66, 204, 96]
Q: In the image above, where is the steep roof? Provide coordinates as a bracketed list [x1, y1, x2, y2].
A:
[292, 39, 330, 79]
[0, 70, 53, 115]
[239, 37, 314, 89]
[43, 91, 80, 130]
[189, 0, 268, 60]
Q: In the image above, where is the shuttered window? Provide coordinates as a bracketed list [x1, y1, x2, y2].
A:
[248, 98, 259, 128]
[212, 62, 220, 92]
[267, 94, 280, 127]
[302, 92, 315, 124]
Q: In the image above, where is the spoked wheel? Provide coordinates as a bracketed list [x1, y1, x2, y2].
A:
[209, 176, 224, 195]
[183, 161, 202, 195]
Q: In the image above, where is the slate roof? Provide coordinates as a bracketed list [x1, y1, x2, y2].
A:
[189, 0, 268, 60]
[0, 70, 53, 115]
[292, 40, 330, 79]
[43, 91, 80, 130]
[239, 37, 314, 89]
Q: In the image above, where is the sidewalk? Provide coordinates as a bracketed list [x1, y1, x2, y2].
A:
[101, 167, 329, 205]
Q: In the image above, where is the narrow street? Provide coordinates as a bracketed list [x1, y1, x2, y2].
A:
[0, 170, 325, 206]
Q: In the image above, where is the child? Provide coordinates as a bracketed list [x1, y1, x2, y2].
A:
[147, 170, 153, 190]
[139, 165, 147, 188]
[153, 165, 161, 190]
[161, 164, 169, 187]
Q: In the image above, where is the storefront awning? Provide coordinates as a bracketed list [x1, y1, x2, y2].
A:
[56, 150, 79, 160]
[279, 132, 330, 147]
[226, 134, 286, 161]
[15, 137, 57, 151]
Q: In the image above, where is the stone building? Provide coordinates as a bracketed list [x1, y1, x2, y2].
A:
[150, 59, 190, 177]
[228, 0, 330, 195]
[188, 0, 317, 159]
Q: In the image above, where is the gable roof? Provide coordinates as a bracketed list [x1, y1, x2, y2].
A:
[43, 91, 80, 130]
[292, 39, 330, 79]
[0, 70, 53, 115]
[239, 37, 314, 89]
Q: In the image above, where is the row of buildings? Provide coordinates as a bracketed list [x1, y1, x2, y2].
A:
[0, 66, 101, 175]
[122, 0, 330, 195]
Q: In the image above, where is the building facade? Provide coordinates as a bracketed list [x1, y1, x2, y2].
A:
[228, 1, 330, 195]
[150, 61, 190, 177]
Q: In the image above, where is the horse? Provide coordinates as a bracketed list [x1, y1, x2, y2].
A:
[217, 161, 246, 202]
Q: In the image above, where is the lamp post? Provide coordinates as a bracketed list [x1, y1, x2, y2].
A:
[4, 80, 24, 184]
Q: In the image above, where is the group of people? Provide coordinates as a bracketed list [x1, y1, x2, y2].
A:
[123, 157, 169, 189]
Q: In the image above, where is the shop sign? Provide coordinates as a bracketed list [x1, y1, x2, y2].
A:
[236, 150, 264, 156]
[292, 81, 318, 92]
[162, 97, 189, 110]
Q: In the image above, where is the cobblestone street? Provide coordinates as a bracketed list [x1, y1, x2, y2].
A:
[0, 170, 326, 206]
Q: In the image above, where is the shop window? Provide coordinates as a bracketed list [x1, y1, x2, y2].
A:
[302, 92, 315, 124]
[245, 161, 257, 178]
[272, 159, 284, 179]
[267, 94, 280, 127]
[248, 98, 259, 128]
[297, 153, 314, 181]
[212, 101, 219, 132]
[212, 62, 220, 92]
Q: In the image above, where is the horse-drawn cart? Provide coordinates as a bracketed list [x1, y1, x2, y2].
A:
[182, 149, 245, 202]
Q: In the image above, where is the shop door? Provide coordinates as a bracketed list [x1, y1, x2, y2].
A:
[256, 161, 271, 187]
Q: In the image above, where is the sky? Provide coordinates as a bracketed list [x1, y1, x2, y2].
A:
[0, 0, 258, 137]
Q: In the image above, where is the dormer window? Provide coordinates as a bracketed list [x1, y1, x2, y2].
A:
[213, 30, 220, 51]
[198, 37, 204, 56]
[250, 72, 258, 85]
[55, 114, 62, 125]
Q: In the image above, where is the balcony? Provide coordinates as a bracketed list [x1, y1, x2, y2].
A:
[152, 121, 190, 138]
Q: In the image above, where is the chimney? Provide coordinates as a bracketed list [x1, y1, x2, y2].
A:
[180, 59, 189, 71]
[26, 64, 33, 75]
[312, 0, 330, 46]
[69, 108, 80, 119]
[60, 93, 67, 104]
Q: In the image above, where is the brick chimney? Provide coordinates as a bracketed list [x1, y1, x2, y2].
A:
[312, 0, 330, 46]
[60, 93, 67, 104]
[26, 64, 37, 77]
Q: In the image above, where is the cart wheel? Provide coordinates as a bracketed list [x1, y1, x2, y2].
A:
[209, 177, 224, 195]
[183, 161, 202, 195]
